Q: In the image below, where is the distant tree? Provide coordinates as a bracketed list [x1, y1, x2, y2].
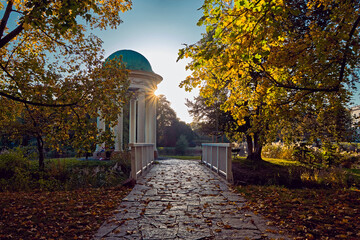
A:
[186, 95, 226, 137]
[156, 95, 177, 146]
[280, 99, 356, 144]
[175, 135, 189, 155]
[164, 120, 196, 147]
[156, 95, 196, 147]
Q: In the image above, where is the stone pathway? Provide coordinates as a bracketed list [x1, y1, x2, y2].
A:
[94, 159, 289, 240]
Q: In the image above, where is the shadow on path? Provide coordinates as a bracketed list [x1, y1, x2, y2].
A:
[93, 159, 289, 240]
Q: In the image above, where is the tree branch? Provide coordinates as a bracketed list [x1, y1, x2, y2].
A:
[0, 91, 77, 107]
[0, 24, 23, 49]
[0, 60, 80, 108]
[339, 14, 360, 84]
[0, 0, 13, 39]
[258, 64, 339, 92]
[5, 36, 28, 68]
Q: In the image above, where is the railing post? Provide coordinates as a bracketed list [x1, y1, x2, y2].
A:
[204, 145, 206, 164]
[145, 145, 148, 169]
[201, 143, 233, 183]
[141, 146, 144, 175]
[216, 146, 219, 173]
[226, 145, 233, 183]
[130, 144, 137, 180]
[202, 145, 204, 163]
[210, 146, 213, 169]
[130, 143, 155, 180]
[148, 145, 150, 167]
[205, 146, 207, 164]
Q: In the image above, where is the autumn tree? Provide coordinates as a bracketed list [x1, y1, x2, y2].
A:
[179, 0, 360, 161]
[0, 0, 132, 170]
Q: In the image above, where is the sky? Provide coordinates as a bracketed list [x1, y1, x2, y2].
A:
[96, 0, 205, 123]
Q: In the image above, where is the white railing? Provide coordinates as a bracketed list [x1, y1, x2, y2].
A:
[130, 143, 155, 180]
[202, 143, 233, 183]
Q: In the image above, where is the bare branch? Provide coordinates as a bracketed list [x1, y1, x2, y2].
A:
[0, 0, 13, 39]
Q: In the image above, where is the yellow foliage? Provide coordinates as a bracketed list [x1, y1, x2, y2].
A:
[178, 0, 357, 146]
[0, 0, 132, 160]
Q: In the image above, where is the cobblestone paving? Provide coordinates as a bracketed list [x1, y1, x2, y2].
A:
[94, 159, 289, 240]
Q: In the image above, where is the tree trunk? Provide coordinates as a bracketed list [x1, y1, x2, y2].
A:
[36, 135, 45, 171]
[246, 133, 263, 162]
[246, 135, 253, 157]
[253, 133, 263, 162]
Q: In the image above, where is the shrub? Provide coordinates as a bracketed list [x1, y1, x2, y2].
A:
[262, 143, 294, 160]
[110, 150, 132, 178]
[0, 150, 129, 192]
[0, 149, 31, 191]
[320, 142, 340, 167]
[299, 167, 359, 189]
[340, 154, 360, 168]
[175, 135, 189, 155]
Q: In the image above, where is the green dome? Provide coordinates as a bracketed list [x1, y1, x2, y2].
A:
[106, 49, 153, 72]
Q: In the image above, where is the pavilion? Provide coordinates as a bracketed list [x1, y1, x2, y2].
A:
[95, 49, 163, 157]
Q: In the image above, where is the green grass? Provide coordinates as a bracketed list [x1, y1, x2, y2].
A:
[263, 157, 302, 167]
[233, 156, 307, 167]
[232, 156, 298, 167]
[232, 156, 247, 163]
[233, 155, 360, 189]
[29, 157, 113, 170]
[346, 168, 360, 178]
[159, 155, 201, 160]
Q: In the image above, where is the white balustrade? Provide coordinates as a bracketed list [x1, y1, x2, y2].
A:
[202, 143, 233, 183]
[130, 143, 154, 180]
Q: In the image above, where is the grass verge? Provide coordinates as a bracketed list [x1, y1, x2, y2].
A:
[233, 156, 302, 167]
[232, 156, 360, 189]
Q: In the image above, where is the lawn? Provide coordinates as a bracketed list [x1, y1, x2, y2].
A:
[233, 156, 304, 167]
[41, 157, 114, 169]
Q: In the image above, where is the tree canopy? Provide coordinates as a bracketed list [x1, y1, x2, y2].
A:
[0, 0, 131, 107]
[179, 0, 360, 160]
[0, 0, 132, 169]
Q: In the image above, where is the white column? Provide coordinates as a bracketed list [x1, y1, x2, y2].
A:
[145, 94, 157, 148]
[137, 92, 146, 143]
[152, 97, 157, 149]
[96, 116, 105, 152]
[145, 95, 151, 144]
[129, 99, 137, 143]
[114, 111, 123, 151]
